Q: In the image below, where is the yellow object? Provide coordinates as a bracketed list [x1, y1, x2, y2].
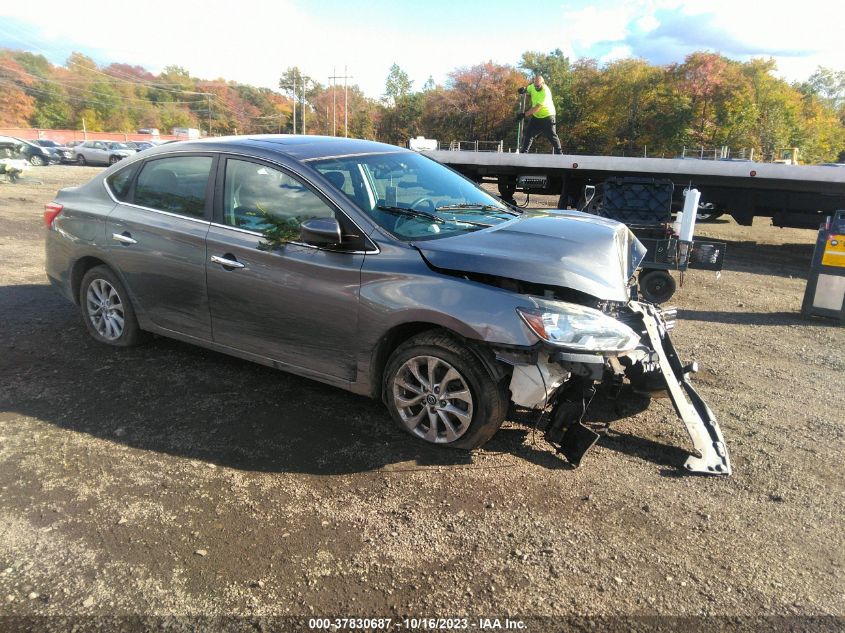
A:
[821, 234, 845, 268]
[527, 84, 556, 119]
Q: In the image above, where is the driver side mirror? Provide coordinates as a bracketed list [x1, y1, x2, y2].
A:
[583, 185, 596, 208]
[300, 217, 341, 247]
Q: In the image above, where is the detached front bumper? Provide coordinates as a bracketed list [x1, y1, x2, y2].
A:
[628, 302, 731, 475]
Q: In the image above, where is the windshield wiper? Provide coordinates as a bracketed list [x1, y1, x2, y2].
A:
[376, 205, 494, 228]
[436, 203, 520, 216]
[376, 205, 445, 224]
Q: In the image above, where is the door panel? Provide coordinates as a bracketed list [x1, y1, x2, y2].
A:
[107, 207, 211, 337]
[206, 157, 364, 380]
[206, 228, 363, 380]
[106, 154, 215, 338]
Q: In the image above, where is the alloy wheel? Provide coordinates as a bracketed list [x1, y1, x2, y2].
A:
[86, 279, 125, 341]
[392, 355, 474, 443]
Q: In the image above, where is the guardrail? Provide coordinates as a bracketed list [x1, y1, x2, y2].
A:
[446, 140, 504, 152]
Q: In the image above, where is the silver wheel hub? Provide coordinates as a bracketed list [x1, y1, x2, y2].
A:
[85, 279, 125, 341]
[392, 355, 474, 443]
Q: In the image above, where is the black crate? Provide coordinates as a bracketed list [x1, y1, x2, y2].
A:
[597, 177, 673, 225]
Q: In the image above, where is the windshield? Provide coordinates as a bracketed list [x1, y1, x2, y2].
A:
[38, 140, 57, 147]
[108, 143, 130, 150]
[308, 151, 516, 240]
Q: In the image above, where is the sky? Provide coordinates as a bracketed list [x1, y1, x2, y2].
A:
[0, 0, 842, 98]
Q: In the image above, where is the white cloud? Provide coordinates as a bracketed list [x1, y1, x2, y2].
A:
[635, 14, 660, 33]
[0, 1, 475, 97]
[1, 0, 842, 97]
[601, 45, 634, 64]
[557, 4, 639, 58]
[568, 0, 845, 81]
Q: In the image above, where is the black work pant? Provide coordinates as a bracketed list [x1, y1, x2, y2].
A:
[521, 115, 562, 154]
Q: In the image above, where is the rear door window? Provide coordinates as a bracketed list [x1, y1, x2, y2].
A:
[134, 156, 213, 218]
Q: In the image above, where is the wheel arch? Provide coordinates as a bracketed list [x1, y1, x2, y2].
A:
[71, 256, 138, 311]
[369, 321, 509, 401]
[71, 256, 111, 305]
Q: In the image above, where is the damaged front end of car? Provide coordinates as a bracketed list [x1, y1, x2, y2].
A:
[498, 297, 730, 475]
[415, 209, 731, 475]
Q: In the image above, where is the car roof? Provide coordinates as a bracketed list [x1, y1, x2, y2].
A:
[147, 134, 409, 162]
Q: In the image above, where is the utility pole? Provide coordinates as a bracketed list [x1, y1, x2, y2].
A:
[329, 67, 352, 137]
[206, 93, 213, 137]
[344, 65, 349, 138]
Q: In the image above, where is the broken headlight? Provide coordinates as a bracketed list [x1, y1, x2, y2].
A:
[517, 299, 641, 354]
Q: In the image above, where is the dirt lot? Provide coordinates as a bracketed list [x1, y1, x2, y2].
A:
[0, 165, 843, 631]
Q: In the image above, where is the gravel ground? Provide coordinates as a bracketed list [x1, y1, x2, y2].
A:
[0, 165, 843, 631]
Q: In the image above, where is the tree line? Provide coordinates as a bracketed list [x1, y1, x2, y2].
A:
[1, 47, 843, 162]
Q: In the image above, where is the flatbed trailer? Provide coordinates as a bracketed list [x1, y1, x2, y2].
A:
[423, 150, 845, 229]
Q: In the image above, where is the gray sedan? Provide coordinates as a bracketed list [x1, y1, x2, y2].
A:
[44, 135, 731, 475]
[73, 140, 136, 166]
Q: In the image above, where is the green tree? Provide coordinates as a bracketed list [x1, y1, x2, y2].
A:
[383, 63, 413, 106]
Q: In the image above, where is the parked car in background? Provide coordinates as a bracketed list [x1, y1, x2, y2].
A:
[0, 138, 30, 181]
[73, 141, 136, 166]
[43, 135, 732, 476]
[0, 136, 56, 166]
[33, 139, 75, 164]
[124, 141, 155, 152]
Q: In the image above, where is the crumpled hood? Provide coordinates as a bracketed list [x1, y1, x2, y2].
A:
[415, 209, 645, 302]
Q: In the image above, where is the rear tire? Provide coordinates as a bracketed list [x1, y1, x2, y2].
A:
[79, 266, 143, 347]
[383, 330, 508, 450]
[639, 270, 676, 304]
[30, 155, 45, 166]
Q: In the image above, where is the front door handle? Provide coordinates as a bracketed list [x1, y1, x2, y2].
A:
[210, 255, 246, 269]
[112, 232, 137, 245]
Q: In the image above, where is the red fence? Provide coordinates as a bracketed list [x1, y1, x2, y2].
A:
[0, 127, 183, 143]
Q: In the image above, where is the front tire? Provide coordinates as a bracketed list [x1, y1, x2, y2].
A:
[383, 330, 508, 449]
[30, 154, 45, 166]
[79, 266, 143, 347]
[109, 155, 120, 165]
[76, 155, 86, 166]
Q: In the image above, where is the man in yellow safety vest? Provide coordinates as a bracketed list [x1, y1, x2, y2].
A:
[518, 74, 562, 154]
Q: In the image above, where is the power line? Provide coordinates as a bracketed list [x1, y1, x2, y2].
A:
[0, 63, 207, 105]
[0, 24, 209, 95]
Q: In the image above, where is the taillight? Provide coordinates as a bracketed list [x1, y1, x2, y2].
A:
[44, 202, 63, 228]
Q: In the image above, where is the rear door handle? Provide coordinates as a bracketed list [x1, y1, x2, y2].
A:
[210, 255, 245, 269]
[112, 232, 137, 245]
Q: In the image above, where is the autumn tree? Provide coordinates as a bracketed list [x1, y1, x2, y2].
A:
[421, 62, 525, 147]
[0, 53, 36, 126]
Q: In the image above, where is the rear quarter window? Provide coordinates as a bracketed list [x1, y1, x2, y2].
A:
[105, 164, 138, 202]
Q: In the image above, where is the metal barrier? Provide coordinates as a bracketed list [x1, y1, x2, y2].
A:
[446, 140, 504, 152]
[680, 146, 754, 161]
